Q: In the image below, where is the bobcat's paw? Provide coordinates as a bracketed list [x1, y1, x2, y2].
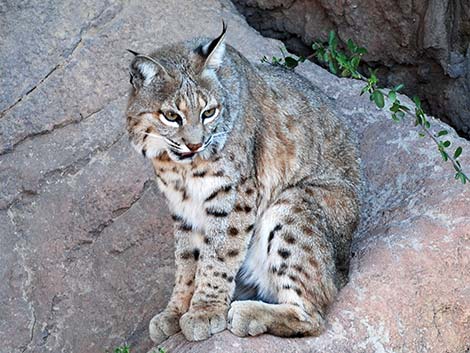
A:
[179, 309, 226, 341]
[227, 301, 268, 337]
[149, 311, 181, 344]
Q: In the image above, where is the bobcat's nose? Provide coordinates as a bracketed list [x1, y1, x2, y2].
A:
[186, 142, 203, 152]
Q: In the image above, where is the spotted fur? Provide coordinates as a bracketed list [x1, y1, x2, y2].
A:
[126, 24, 360, 343]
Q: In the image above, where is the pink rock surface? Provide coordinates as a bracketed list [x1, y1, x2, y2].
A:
[1, 0, 469, 352]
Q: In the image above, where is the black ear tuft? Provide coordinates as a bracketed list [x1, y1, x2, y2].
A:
[202, 21, 227, 56]
[127, 49, 140, 56]
[200, 21, 227, 72]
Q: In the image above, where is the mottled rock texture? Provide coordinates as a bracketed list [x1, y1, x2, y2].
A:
[232, 0, 470, 138]
[0, 1, 469, 353]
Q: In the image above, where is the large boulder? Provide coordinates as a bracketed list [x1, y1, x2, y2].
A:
[232, 0, 470, 138]
[0, 1, 468, 353]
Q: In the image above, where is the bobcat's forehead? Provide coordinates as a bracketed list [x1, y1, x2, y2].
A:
[168, 76, 213, 118]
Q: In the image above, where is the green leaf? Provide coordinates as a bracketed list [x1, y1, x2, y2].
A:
[114, 347, 130, 353]
[437, 130, 448, 137]
[284, 56, 299, 69]
[390, 102, 400, 113]
[360, 85, 369, 96]
[416, 108, 425, 117]
[394, 84, 405, 92]
[388, 91, 396, 103]
[312, 42, 322, 50]
[440, 150, 448, 161]
[415, 114, 422, 126]
[372, 90, 385, 108]
[391, 113, 400, 122]
[413, 96, 421, 108]
[424, 120, 431, 129]
[368, 70, 378, 85]
[419, 132, 425, 138]
[336, 52, 347, 65]
[351, 56, 360, 70]
[341, 69, 351, 77]
[443, 140, 451, 148]
[328, 31, 337, 50]
[399, 105, 410, 112]
[454, 146, 462, 159]
[356, 47, 368, 55]
[454, 172, 466, 184]
[347, 39, 355, 52]
[328, 59, 338, 74]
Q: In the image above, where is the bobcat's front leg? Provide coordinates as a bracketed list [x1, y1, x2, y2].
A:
[179, 177, 256, 341]
[149, 228, 197, 344]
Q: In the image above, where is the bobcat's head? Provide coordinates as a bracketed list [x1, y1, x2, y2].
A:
[126, 24, 232, 163]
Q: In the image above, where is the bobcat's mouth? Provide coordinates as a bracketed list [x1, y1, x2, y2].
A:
[168, 136, 214, 161]
[167, 147, 202, 163]
[167, 132, 227, 162]
[173, 150, 197, 159]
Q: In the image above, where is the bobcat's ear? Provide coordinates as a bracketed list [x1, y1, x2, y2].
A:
[128, 52, 170, 88]
[200, 22, 227, 72]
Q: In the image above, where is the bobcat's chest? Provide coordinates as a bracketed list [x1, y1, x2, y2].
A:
[155, 166, 228, 232]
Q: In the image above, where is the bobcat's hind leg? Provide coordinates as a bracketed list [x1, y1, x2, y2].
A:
[228, 300, 324, 337]
[229, 182, 357, 337]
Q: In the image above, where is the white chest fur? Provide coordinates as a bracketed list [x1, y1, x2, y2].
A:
[157, 171, 228, 232]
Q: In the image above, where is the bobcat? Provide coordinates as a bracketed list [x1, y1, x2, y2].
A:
[125, 24, 360, 343]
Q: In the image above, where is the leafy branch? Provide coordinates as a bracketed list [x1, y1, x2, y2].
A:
[261, 46, 307, 69]
[262, 31, 468, 184]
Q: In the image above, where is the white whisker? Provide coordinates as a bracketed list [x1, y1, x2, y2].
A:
[140, 131, 165, 139]
[140, 131, 181, 149]
[212, 131, 228, 138]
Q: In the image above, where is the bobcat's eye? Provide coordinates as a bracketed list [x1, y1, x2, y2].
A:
[201, 107, 219, 124]
[164, 111, 180, 121]
[203, 108, 216, 118]
[160, 111, 183, 127]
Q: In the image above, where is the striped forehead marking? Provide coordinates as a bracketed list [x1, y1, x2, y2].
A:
[178, 77, 207, 112]
[180, 77, 197, 109]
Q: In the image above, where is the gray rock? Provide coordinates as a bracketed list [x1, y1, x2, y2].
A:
[0, 1, 469, 353]
[447, 52, 467, 79]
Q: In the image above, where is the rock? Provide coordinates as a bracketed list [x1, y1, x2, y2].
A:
[0, 1, 469, 353]
[232, 0, 470, 137]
